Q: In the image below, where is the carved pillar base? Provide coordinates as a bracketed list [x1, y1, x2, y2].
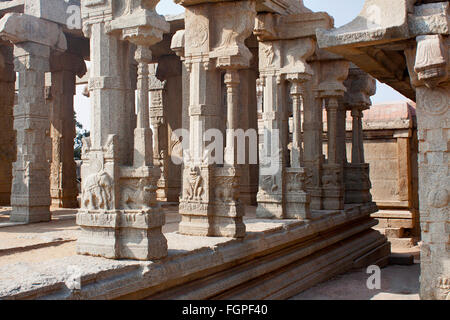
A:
[285, 167, 311, 219]
[179, 165, 245, 238]
[344, 163, 372, 204]
[77, 207, 166, 260]
[78, 136, 166, 260]
[304, 159, 323, 210]
[256, 169, 284, 219]
[322, 164, 344, 210]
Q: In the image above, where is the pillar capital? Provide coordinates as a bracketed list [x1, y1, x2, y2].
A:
[405, 34, 449, 90]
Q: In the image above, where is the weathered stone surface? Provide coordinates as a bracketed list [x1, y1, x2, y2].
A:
[77, 0, 169, 260]
[24, 0, 80, 28]
[0, 44, 16, 206]
[49, 52, 86, 208]
[0, 203, 385, 300]
[317, 0, 450, 300]
[0, 12, 66, 51]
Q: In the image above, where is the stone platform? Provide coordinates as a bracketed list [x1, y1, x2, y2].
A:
[0, 203, 389, 300]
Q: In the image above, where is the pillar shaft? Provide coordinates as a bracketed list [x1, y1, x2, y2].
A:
[326, 97, 339, 165]
[49, 53, 85, 208]
[351, 108, 364, 164]
[10, 42, 51, 223]
[290, 82, 303, 168]
[224, 69, 240, 166]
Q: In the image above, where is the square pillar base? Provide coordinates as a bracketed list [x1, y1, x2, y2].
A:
[76, 208, 167, 260]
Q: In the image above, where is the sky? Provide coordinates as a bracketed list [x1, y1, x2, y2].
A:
[74, 0, 408, 131]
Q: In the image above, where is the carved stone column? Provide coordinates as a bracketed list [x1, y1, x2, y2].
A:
[77, 0, 169, 260]
[405, 33, 449, 300]
[49, 52, 87, 208]
[177, 1, 256, 237]
[254, 11, 330, 219]
[149, 63, 168, 201]
[343, 66, 376, 204]
[0, 12, 68, 223]
[317, 59, 349, 211]
[0, 44, 16, 206]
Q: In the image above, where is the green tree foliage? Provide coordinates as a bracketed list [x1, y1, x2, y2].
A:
[74, 112, 90, 160]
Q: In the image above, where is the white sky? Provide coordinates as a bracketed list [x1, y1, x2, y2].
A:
[74, 0, 408, 131]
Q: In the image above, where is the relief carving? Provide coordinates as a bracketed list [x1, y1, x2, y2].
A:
[183, 166, 204, 201]
[81, 170, 113, 210]
[322, 169, 340, 188]
[261, 175, 278, 193]
[215, 176, 238, 203]
[415, 34, 448, 88]
[122, 177, 157, 209]
[287, 172, 304, 192]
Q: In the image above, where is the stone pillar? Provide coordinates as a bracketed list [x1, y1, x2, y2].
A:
[10, 42, 52, 222]
[149, 63, 169, 201]
[351, 108, 364, 164]
[405, 33, 449, 300]
[177, 1, 256, 237]
[49, 52, 86, 208]
[343, 66, 376, 204]
[0, 12, 69, 223]
[134, 46, 153, 168]
[0, 44, 16, 206]
[254, 12, 329, 219]
[255, 66, 287, 219]
[76, 0, 169, 260]
[285, 73, 312, 219]
[303, 61, 325, 210]
[317, 59, 349, 211]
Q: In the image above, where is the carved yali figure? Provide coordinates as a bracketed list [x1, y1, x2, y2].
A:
[183, 167, 204, 201]
[82, 170, 113, 210]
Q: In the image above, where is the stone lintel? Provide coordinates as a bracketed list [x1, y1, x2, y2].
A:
[175, 0, 310, 15]
[0, 12, 67, 51]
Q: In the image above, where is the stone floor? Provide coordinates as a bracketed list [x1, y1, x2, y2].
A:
[291, 262, 420, 300]
[0, 205, 421, 299]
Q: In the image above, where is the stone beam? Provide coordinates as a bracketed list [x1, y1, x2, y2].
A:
[0, 12, 67, 51]
[316, 0, 450, 101]
[175, 0, 310, 14]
